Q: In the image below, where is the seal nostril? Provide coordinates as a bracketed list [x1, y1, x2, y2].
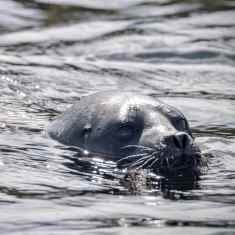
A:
[173, 135, 182, 149]
[173, 132, 191, 149]
[183, 133, 190, 148]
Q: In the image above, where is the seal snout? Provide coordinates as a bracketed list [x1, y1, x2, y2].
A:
[163, 132, 193, 151]
[154, 131, 201, 176]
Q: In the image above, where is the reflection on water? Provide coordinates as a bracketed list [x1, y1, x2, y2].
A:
[0, 0, 235, 234]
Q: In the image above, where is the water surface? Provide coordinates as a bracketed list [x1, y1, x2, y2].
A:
[0, 0, 235, 234]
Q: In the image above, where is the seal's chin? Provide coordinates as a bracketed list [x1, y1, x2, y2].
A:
[117, 144, 203, 179]
[154, 153, 203, 178]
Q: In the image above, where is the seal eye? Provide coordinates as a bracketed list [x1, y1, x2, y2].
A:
[82, 124, 92, 138]
[117, 125, 135, 141]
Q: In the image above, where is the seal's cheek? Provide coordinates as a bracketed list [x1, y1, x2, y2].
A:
[138, 125, 177, 148]
[138, 128, 161, 147]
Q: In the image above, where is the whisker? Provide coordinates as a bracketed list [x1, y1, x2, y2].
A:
[118, 141, 203, 177]
[117, 152, 149, 164]
[128, 149, 160, 169]
[121, 145, 154, 151]
[136, 156, 156, 169]
[149, 157, 160, 168]
[129, 155, 152, 168]
[130, 150, 161, 169]
[165, 157, 170, 168]
[159, 158, 165, 168]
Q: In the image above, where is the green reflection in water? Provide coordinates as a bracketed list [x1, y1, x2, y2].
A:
[15, 0, 235, 27]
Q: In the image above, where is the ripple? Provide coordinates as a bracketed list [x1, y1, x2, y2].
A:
[0, 20, 131, 45]
[35, 0, 147, 10]
[0, 0, 235, 234]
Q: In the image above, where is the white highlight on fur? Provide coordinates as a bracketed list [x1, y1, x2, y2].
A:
[118, 96, 157, 121]
[156, 125, 167, 133]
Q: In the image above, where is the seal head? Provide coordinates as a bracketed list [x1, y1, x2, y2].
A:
[48, 91, 202, 177]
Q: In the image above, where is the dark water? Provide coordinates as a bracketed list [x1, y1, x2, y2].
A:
[1, 0, 235, 234]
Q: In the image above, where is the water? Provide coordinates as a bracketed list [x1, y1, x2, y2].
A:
[0, 0, 235, 234]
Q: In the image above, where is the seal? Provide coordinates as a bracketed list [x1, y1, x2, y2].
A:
[48, 91, 203, 177]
